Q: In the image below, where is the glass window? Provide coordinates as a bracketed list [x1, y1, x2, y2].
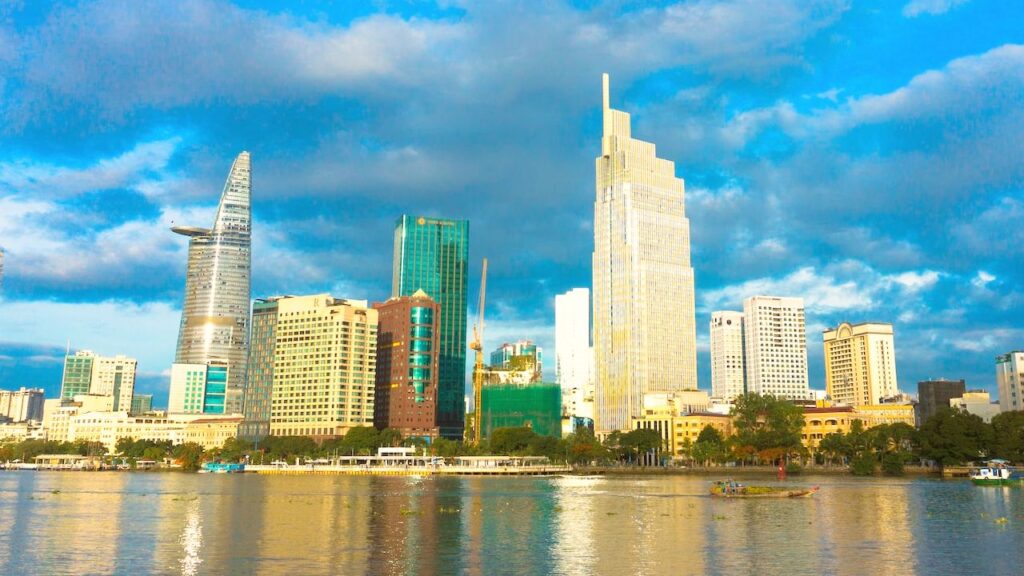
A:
[411, 306, 434, 325]
[411, 325, 432, 339]
[410, 339, 432, 352]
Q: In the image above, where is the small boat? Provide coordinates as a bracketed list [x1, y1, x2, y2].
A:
[710, 480, 819, 498]
[201, 462, 246, 474]
[970, 460, 1021, 486]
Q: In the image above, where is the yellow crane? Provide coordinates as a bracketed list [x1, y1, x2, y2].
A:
[470, 257, 488, 444]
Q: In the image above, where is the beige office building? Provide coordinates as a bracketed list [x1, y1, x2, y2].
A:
[259, 294, 378, 439]
[743, 296, 809, 400]
[823, 322, 899, 406]
[997, 351, 1024, 412]
[710, 311, 746, 401]
[593, 73, 698, 433]
[67, 412, 242, 454]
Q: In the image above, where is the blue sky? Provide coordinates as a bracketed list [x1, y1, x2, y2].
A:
[1, 0, 1022, 406]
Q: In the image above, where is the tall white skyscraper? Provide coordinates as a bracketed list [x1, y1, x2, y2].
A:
[173, 152, 251, 414]
[743, 296, 809, 400]
[710, 311, 745, 401]
[997, 351, 1024, 412]
[823, 322, 899, 406]
[593, 74, 698, 433]
[556, 288, 593, 420]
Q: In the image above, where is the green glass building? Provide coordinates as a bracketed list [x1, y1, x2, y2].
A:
[60, 353, 94, 400]
[392, 215, 469, 440]
[481, 383, 562, 439]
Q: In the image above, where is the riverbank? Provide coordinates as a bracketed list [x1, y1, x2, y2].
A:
[574, 465, 940, 477]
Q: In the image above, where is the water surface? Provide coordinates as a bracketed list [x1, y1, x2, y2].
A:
[0, 472, 1020, 575]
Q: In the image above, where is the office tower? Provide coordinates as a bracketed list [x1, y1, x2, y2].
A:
[172, 151, 251, 414]
[130, 394, 153, 415]
[240, 298, 278, 440]
[167, 361, 228, 414]
[710, 311, 746, 401]
[243, 294, 378, 439]
[916, 379, 967, 425]
[490, 340, 543, 376]
[372, 290, 441, 439]
[742, 296, 809, 400]
[392, 215, 469, 439]
[59, 350, 137, 411]
[593, 73, 698, 433]
[997, 351, 1024, 412]
[555, 288, 594, 420]
[823, 322, 899, 406]
[0, 388, 45, 422]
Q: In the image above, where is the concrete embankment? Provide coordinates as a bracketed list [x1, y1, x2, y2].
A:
[245, 464, 572, 476]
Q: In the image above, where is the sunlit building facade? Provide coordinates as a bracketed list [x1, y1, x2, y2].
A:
[743, 296, 809, 400]
[997, 351, 1024, 412]
[555, 288, 594, 421]
[173, 151, 252, 414]
[392, 215, 469, 439]
[823, 322, 899, 406]
[710, 311, 746, 401]
[593, 73, 698, 434]
[168, 361, 229, 415]
[59, 350, 136, 412]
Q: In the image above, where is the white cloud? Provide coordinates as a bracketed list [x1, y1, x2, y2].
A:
[971, 271, 996, 289]
[902, 0, 971, 18]
[0, 298, 181, 372]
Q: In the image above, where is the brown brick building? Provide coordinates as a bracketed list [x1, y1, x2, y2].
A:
[373, 290, 441, 439]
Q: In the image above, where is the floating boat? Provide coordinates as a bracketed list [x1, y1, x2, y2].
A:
[201, 462, 246, 474]
[970, 460, 1021, 486]
[710, 481, 819, 498]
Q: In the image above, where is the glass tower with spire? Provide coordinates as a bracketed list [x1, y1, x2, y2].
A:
[392, 215, 469, 440]
[593, 74, 698, 434]
[173, 151, 252, 415]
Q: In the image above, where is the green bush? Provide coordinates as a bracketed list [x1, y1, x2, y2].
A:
[850, 454, 876, 476]
[785, 462, 803, 475]
[880, 452, 906, 476]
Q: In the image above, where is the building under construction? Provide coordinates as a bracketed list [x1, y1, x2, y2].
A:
[480, 382, 561, 440]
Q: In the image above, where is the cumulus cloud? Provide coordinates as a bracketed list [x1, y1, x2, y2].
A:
[902, 0, 971, 18]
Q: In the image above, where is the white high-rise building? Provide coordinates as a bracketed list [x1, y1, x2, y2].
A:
[555, 288, 594, 421]
[60, 350, 136, 412]
[997, 351, 1024, 412]
[823, 322, 899, 406]
[743, 296, 809, 400]
[593, 74, 698, 433]
[710, 311, 745, 401]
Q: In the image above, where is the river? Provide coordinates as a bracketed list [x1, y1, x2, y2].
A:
[0, 471, 1020, 575]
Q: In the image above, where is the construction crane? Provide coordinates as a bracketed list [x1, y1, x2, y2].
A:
[470, 257, 488, 444]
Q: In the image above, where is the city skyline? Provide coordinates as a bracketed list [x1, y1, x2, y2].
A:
[1, 1, 1022, 405]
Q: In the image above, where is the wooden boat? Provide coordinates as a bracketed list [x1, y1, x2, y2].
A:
[710, 481, 819, 498]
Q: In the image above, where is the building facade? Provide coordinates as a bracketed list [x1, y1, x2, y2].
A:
[490, 340, 543, 375]
[373, 291, 441, 439]
[480, 382, 561, 439]
[950, 391, 1000, 423]
[245, 294, 378, 440]
[710, 311, 745, 401]
[742, 296, 809, 401]
[823, 322, 899, 406]
[130, 394, 153, 415]
[555, 288, 594, 421]
[66, 412, 242, 454]
[240, 298, 278, 440]
[172, 151, 252, 414]
[916, 379, 966, 425]
[60, 350, 136, 411]
[0, 387, 45, 422]
[391, 215, 469, 439]
[997, 351, 1024, 412]
[168, 361, 229, 415]
[593, 73, 698, 434]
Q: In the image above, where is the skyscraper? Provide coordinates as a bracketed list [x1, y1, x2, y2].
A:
[168, 361, 228, 414]
[997, 351, 1024, 412]
[59, 350, 137, 411]
[392, 215, 469, 439]
[172, 152, 251, 414]
[823, 322, 899, 406]
[593, 74, 698, 433]
[710, 311, 746, 401]
[555, 288, 593, 420]
[373, 290, 441, 439]
[743, 296, 809, 400]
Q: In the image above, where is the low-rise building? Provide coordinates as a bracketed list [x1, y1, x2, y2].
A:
[631, 391, 720, 455]
[68, 412, 243, 453]
[802, 406, 856, 451]
[854, 403, 916, 428]
[950, 391, 1001, 423]
[0, 421, 46, 441]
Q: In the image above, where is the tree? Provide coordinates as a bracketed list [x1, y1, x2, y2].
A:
[917, 408, 993, 466]
[379, 428, 403, 448]
[341, 426, 382, 455]
[173, 442, 206, 471]
[696, 425, 724, 446]
[991, 411, 1024, 463]
[490, 427, 538, 454]
[731, 393, 804, 461]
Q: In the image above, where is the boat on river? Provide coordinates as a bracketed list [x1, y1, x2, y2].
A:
[970, 460, 1021, 486]
[201, 462, 246, 474]
[710, 480, 819, 498]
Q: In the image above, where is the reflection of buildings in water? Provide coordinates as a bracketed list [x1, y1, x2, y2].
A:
[818, 481, 913, 576]
[179, 501, 203, 576]
[552, 476, 601, 575]
[40, 474, 123, 574]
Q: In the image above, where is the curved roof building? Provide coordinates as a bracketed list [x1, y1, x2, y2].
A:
[173, 151, 252, 414]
